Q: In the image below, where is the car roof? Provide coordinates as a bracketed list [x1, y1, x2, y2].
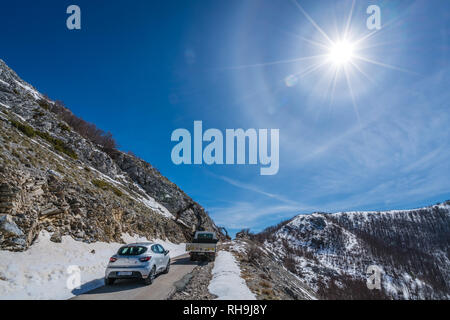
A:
[122, 242, 156, 247]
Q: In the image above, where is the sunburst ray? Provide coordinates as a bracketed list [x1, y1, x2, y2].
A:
[344, 0, 356, 39]
[225, 54, 326, 70]
[353, 55, 416, 74]
[291, 0, 334, 45]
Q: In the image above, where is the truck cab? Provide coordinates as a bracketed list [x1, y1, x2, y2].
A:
[192, 231, 218, 243]
[186, 231, 218, 261]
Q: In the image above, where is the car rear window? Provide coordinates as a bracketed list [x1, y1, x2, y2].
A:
[118, 246, 147, 256]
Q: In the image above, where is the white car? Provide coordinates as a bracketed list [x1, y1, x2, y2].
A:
[105, 242, 171, 285]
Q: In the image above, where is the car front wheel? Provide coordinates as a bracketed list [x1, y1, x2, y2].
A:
[105, 277, 115, 286]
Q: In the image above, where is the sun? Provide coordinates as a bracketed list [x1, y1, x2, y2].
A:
[230, 0, 410, 112]
[328, 40, 355, 66]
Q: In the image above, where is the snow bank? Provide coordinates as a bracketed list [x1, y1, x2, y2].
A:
[0, 231, 185, 300]
[208, 251, 256, 300]
[121, 233, 186, 257]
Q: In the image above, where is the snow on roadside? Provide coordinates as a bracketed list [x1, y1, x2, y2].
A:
[208, 251, 256, 300]
[121, 233, 186, 257]
[0, 231, 185, 300]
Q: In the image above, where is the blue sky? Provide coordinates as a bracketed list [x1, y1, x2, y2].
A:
[1, 0, 449, 235]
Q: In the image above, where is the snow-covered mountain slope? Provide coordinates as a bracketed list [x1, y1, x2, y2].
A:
[0, 58, 221, 253]
[254, 201, 450, 300]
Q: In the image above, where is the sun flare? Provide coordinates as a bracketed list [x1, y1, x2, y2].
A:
[231, 0, 410, 113]
[328, 40, 355, 66]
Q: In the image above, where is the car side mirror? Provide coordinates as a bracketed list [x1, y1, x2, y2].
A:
[165, 250, 169, 255]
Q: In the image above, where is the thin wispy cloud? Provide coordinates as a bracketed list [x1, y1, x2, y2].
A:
[209, 202, 303, 230]
[209, 173, 301, 206]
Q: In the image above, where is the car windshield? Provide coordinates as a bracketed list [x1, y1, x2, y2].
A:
[118, 246, 147, 256]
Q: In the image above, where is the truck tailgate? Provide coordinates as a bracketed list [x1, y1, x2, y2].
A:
[186, 243, 216, 252]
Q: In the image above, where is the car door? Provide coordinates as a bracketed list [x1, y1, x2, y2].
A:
[158, 244, 169, 267]
[151, 245, 163, 271]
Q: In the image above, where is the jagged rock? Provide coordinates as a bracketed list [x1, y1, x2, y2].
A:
[11, 238, 26, 247]
[40, 205, 61, 217]
[30, 186, 44, 197]
[0, 215, 24, 237]
[235, 230, 251, 240]
[111, 151, 219, 235]
[74, 230, 85, 239]
[50, 231, 62, 243]
[0, 203, 13, 210]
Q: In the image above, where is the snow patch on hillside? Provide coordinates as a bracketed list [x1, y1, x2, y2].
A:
[0, 231, 185, 300]
[208, 251, 256, 300]
[14, 80, 41, 100]
[130, 181, 175, 219]
[0, 102, 10, 109]
[88, 166, 174, 220]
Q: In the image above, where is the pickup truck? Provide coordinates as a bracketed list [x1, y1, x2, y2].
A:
[186, 231, 218, 261]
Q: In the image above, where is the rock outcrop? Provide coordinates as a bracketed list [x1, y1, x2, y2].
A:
[0, 58, 221, 251]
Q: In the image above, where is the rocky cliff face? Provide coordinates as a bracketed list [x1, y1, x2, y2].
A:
[0, 59, 220, 252]
[110, 151, 218, 233]
[254, 202, 450, 299]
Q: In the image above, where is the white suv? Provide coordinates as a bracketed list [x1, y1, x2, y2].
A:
[105, 243, 170, 285]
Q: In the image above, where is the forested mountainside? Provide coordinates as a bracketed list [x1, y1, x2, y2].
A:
[240, 201, 449, 299]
